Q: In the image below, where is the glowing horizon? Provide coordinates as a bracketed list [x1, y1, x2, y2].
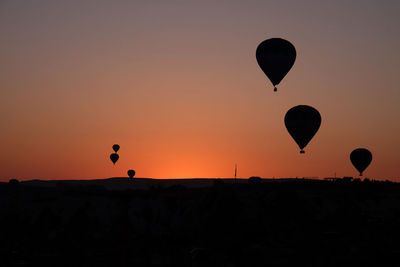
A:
[1, 1, 399, 181]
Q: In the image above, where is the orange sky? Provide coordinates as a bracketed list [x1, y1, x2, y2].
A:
[1, 0, 399, 181]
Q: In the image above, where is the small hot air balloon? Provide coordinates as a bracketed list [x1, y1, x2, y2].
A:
[256, 38, 296, 92]
[284, 105, 321, 153]
[127, 169, 135, 180]
[110, 153, 119, 165]
[350, 148, 372, 176]
[112, 144, 120, 153]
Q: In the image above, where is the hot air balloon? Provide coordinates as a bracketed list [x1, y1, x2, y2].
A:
[112, 144, 120, 153]
[284, 105, 321, 153]
[127, 169, 135, 179]
[110, 153, 119, 165]
[350, 148, 372, 176]
[256, 38, 296, 92]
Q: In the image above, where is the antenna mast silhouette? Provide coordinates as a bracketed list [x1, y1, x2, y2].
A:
[235, 164, 237, 182]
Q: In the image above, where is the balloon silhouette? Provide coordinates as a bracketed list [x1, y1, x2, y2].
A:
[112, 144, 120, 153]
[256, 38, 296, 92]
[284, 105, 321, 153]
[110, 153, 119, 165]
[127, 169, 136, 179]
[350, 148, 372, 176]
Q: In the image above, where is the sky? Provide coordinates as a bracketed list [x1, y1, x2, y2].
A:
[1, 0, 399, 180]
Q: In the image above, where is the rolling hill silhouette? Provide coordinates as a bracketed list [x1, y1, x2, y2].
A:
[1, 178, 400, 266]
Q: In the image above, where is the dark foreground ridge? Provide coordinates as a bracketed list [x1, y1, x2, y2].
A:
[1, 178, 400, 266]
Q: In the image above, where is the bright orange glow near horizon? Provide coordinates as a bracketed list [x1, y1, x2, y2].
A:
[1, 1, 399, 181]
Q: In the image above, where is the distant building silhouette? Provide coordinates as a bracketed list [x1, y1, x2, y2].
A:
[324, 177, 353, 182]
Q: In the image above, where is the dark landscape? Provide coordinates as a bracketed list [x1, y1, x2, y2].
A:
[2, 178, 400, 266]
[2, 1, 400, 266]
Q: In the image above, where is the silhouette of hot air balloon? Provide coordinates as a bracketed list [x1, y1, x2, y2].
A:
[127, 169, 135, 180]
[284, 105, 321, 153]
[110, 153, 119, 165]
[256, 38, 296, 92]
[350, 148, 372, 176]
[112, 144, 120, 153]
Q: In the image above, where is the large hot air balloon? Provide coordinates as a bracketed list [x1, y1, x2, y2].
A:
[112, 144, 120, 153]
[256, 38, 296, 92]
[284, 105, 321, 153]
[127, 169, 136, 180]
[350, 148, 372, 176]
[110, 153, 119, 165]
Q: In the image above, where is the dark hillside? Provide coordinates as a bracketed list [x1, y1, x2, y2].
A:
[1, 179, 400, 266]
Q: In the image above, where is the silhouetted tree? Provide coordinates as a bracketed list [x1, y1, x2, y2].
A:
[8, 179, 19, 185]
[248, 176, 262, 184]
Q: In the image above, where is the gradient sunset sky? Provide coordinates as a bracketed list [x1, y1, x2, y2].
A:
[1, 0, 399, 180]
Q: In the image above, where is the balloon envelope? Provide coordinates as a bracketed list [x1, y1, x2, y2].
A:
[350, 148, 372, 176]
[256, 38, 296, 91]
[284, 105, 321, 153]
[112, 144, 120, 153]
[110, 153, 119, 165]
[127, 169, 136, 179]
